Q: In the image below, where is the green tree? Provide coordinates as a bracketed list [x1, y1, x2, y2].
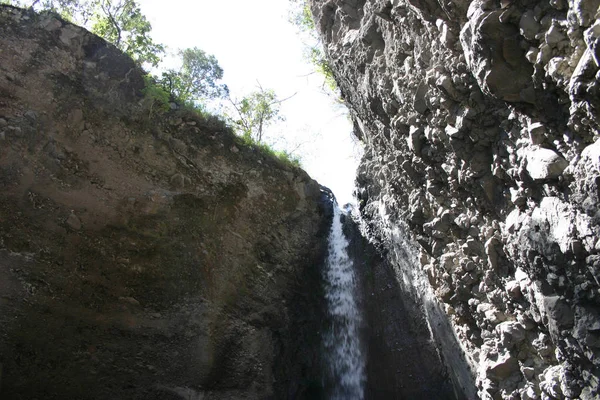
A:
[158, 47, 227, 104]
[90, 0, 164, 67]
[229, 85, 293, 143]
[3, 0, 164, 67]
[289, 0, 338, 93]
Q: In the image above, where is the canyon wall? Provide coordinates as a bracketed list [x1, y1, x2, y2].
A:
[0, 6, 330, 399]
[310, 0, 600, 399]
[343, 210, 460, 399]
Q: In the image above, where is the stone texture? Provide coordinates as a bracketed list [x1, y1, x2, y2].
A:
[0, 6, 330, 400]
[311, 0, 600, 398]
[526, 148, 569, 180]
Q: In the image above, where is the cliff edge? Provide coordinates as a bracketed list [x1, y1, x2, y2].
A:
[0, 6, 330, 399]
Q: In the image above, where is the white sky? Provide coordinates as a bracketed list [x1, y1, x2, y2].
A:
[138, 0, 361, 205]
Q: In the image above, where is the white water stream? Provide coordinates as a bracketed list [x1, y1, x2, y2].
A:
[323, 204, 365, 400]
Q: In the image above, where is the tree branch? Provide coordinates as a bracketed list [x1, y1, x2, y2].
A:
[101, 0, 122, 47]
[228, 96, 251, 137]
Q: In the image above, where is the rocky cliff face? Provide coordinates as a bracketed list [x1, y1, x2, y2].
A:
[311, 0, 600, 399]
[0, 6, 331, 399]
[342, 210, 459, 399]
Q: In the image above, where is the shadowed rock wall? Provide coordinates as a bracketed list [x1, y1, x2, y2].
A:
[310, 0, 600, 398]
[342, 210, 460, 399]
[0, 6, 330, 399]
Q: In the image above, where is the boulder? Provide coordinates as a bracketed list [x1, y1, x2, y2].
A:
[526, 148, 568, 180]
[460, 5, 534, 103]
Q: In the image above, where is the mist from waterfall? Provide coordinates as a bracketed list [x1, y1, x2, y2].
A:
[323, 204, 365, 400]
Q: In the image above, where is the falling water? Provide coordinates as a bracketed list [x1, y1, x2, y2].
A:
[323, 204, 365, 400]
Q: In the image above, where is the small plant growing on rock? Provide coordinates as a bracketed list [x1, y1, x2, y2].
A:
[141, 74, 170, 118]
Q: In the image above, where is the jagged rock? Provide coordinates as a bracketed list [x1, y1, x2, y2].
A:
[496, 321, 526, 347]
[569, 0, 600, 28]
[485, 350, 519, 380]
[312, 0, 600, 398]
[581, 140, 600, 170]
[546, 23, 567, 46]
[573, 306, 600, 348]
[527, 122, 546, 145]
[24, 110, 37, 122]
[413, 81, 429, 114]
[526, 148, 569, 180]
[520, 11, 541, 40]
[460, 4, 534, 103]
[585, 21, 600, 66]
[540, 365, 564, 399]
[6, 126, 22, 137]
[170, 172, 191, 188]
[408, 125, 424, 155]
[543, 296, 575, 338]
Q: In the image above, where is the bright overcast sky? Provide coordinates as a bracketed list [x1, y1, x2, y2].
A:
[138, 0, 361, 205]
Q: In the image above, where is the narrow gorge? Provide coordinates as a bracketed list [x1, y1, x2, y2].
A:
[0, 1, 599, 400]
[310, 0, 600, 399]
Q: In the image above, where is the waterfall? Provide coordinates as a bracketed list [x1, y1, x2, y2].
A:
[323, 204, 365, 400]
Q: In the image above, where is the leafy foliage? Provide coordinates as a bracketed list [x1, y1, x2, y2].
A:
[141, 74, 170, 117]
[235, 133, 301, 168]
[158, 48, 227, 105]
[89, 0, 164, 67]
[289, 0, 338, 93]
[228, 85, 285, 143]
[227, 85, 301, 167]
[3, 0, 302, 167]
[9, 0, 86, 19]
[5, 0, 164, 67]
[290, 0, 314, 32]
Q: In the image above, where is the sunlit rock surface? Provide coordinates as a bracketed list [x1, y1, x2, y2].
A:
[310, 0, 600, 398]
